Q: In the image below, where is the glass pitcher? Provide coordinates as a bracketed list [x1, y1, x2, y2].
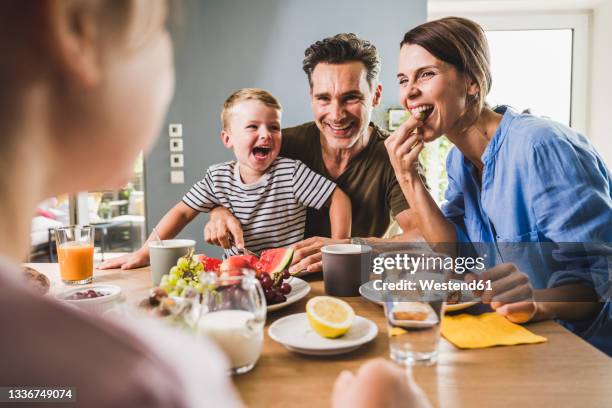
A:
[198, 268, 266, 375]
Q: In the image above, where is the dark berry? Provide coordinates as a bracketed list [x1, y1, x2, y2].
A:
[260, 276, 273, 289]
[280, 283, 291, 295]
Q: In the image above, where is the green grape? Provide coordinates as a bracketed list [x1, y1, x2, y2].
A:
[160, 275, 170, 284]
[193, 282, 204, 293]
[194, 262, 204, 272]
[169, 289, 180, 297]
[176, 278, 187, 289]
[167, 275, 178, 286]
[177, 258, 190, 270]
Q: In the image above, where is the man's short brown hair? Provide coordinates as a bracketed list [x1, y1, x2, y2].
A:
[221, 88, 282, 130]
[302, 33, 381, 88]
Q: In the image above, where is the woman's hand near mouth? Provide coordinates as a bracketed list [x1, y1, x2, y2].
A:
[384, 113, 424, 183]
[384, 112, 457, 246]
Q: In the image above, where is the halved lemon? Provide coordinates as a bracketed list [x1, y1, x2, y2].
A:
[306, 296, 355, 338]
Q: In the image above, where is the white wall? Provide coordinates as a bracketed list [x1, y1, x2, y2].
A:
[589, 0, 612, 166]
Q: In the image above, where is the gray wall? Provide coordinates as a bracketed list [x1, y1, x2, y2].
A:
[145, 0, 427, 258]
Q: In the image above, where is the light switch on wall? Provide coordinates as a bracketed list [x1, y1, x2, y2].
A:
[170, 170, 184, 184]
[169, 138, 183, 152]
[170, 153, 184, 168]
[169, 123, 183, 137]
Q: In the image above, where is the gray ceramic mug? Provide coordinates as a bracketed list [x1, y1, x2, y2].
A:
[148, 239, 196, 285]
[321, 244, 372, 296]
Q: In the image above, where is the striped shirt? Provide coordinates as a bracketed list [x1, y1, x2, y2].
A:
[183, 157, 336, 256]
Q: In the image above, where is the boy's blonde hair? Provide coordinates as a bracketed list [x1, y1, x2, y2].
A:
[221, 88, 282, 130]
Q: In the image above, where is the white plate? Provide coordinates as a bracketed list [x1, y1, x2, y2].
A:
[359, 281, 479, 312]
[266, 278, 310, 312]
[358, 281, 381, 304]
[268, 313, 378, 355]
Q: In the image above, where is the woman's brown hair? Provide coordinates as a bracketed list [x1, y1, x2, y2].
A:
[401, 17, 492, 130]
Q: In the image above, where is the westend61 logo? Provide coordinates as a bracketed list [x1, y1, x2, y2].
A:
[372, 253, 486, 275]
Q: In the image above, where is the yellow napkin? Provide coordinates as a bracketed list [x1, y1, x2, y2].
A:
[441, 312, 547, 349]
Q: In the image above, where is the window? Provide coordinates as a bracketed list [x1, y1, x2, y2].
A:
[30, 154, 146, 262]
[486, 29, 573, 126]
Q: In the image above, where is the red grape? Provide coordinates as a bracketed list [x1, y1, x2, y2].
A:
[260, 276, 273, 289]
[280, 283, 291, 295]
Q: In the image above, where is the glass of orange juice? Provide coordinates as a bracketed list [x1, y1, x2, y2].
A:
[55, 225, 95, 284]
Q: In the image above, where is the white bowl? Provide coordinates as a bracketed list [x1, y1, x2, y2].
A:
[56, 284, 122, 314]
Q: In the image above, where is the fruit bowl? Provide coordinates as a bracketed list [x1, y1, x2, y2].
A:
[56, 284, 122, 314]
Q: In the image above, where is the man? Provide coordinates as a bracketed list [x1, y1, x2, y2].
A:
[206, 33, 422, 273]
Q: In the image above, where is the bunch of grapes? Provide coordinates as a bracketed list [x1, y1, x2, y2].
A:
[157, 250, 206, 298]
[257, 269, 292, 305]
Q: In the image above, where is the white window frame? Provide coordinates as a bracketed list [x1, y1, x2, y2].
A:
[428, 10, 590, 134]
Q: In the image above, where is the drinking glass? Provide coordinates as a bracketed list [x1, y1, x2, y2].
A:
[378, 250, 449, 366]
[55, 225, 95, 285]
[384, 298, 445, 366]
[198, 268, 266, 375]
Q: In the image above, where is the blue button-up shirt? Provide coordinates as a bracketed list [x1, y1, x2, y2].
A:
[441, 106, 612, 354]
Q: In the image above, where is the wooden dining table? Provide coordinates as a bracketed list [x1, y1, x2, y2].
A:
[32, 263, 612, 408]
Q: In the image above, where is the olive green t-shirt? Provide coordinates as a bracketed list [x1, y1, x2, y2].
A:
[281, 121, 409, 238]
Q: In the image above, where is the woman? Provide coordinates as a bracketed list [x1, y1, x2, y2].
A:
[0, 1, 429, 406]
[385, 17, 611, 354]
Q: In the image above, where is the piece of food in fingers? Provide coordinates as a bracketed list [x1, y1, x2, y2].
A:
[408, 105, 434, 122]
[404, 109, 424, 149]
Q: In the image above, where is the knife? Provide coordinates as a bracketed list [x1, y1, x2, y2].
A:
[242, 246, 259, 257]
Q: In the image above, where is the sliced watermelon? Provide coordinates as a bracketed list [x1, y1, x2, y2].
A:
[220, 255, 259, 273]
[241, 255, 259, 268]
[197, 254, 222, 273]
[259, 247, 294, 275]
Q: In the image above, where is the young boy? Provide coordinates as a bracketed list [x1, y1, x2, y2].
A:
[101, 88, 351, 268]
